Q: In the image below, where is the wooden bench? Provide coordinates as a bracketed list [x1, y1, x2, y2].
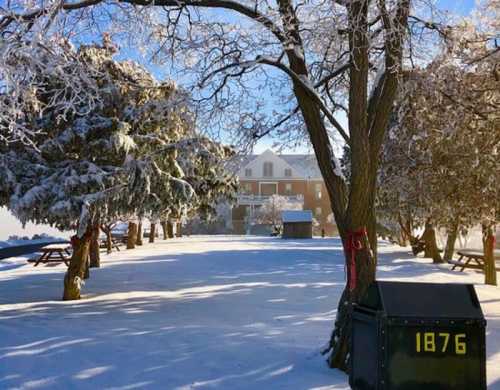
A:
[448, 249, 500, 272]
[30, 244, 72, 267]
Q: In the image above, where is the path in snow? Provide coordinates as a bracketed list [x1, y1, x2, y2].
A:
[0, 236, 499, 390]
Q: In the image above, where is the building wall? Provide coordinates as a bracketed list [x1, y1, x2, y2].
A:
[234, 178, 337, 236]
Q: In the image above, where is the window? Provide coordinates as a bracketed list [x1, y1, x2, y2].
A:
[315, 207, 322, 216]
[285, 183, 292, 194]
[245, 168, 252, 177]
[315, 183, 322, 199]
[284, 168, 292, 177]
[263, 162, 273, 177]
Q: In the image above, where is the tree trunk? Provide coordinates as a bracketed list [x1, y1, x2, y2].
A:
[127, 222, 138, 249]
[176, 222, 182, 237]
[422, 220, 443, 263]
[136, 222, 143, 246]
[367, 205, 377, 264]
[149, 223, 156, 243]
[89, 223, 101, 268]
[443, 219, 459, 262]
[83, 255, 90, 279]
[161, 221, 168, 239]
[483, 224, 497, 286]
[323, 0, 408, 368]
[327, 233, 376, 371]
[167, 221, 174, 239]
[63, 229, 92, 300]
[396, 212, 410, 247]
[105, 229, 112, 254]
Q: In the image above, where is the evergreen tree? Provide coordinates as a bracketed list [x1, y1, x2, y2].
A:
[0, 42, 236, 299]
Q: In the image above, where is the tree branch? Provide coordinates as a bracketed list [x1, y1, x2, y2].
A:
[255, 56, 350, 143]
[120, 0, 287, 44]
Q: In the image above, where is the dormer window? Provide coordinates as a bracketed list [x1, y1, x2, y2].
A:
[284, 168, 292, 177]
[245, 168, 252, 177]
[263, 162, 273, 177]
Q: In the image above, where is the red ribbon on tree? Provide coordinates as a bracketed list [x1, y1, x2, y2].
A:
[70, 235, 79, 248]
[345, 228, 367, 292]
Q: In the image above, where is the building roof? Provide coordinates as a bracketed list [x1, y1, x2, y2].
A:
[232, 151, 322, 179]
[280, 155, 322, 178]
[282, 210, 313, 223]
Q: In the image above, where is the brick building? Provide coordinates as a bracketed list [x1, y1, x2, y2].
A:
[232, 150, 337, 236]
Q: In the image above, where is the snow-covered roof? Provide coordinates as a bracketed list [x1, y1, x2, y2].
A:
[231, 151, 322, 179]
[282, 210, 313, 223]
[280, 155, 321, 178]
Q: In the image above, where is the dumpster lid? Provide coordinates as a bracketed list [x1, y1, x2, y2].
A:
[359, 281, 484, 319]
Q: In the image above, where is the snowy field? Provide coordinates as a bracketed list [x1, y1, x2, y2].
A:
[0, 235, 499, 390]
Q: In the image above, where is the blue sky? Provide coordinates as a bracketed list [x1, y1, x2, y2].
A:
[0, 0, 478, 239]
[110, 0, 477, 155]
[438, 0, 475, 14]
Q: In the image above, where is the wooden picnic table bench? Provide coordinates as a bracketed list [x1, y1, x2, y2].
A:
[100, 236, 122, 252]
[448, 249, 500, 272]
[115, 234, 128, 244]
[31, 244, 72, 267]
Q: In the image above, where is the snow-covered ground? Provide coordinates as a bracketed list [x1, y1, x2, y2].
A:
[0, 236, 499, 390]
[0, 236, 65, 250]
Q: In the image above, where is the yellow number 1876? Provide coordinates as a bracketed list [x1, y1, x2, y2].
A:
[415, 332, 466, 355]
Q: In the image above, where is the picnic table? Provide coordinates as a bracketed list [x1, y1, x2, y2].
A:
[99, 236, 122, 252]
[31, 244, 72, 267]
[449, 249, 500, 272]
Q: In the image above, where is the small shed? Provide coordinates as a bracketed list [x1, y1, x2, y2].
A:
[282, 210, 313, 239]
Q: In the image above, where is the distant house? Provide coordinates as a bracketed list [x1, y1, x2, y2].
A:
[282, 210, 313, 239]
[232, 149, 337, 236]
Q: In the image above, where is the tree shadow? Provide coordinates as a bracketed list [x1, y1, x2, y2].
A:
[0, 235, 498, 389]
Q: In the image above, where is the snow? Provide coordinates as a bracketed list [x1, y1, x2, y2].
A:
[0, 237, 64, 250]
[0, 208, 70, 242]
[282, 210, 313, 223]
[38, 244, 71, 250]
[0, 236, 499, 389]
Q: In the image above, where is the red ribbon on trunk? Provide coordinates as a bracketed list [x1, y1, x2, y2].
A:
[345, 228, 367, 292]
[70, 235, 79, 248]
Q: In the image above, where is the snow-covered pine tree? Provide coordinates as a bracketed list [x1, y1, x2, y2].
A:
[179, 139, 238, 222]
[0, 41, 236, 299]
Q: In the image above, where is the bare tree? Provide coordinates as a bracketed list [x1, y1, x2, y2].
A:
[2, 0, 434, 369]
[255, 194, 302, 230]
